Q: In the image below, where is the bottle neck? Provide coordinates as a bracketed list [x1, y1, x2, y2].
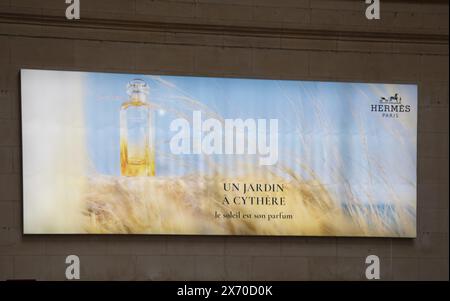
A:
[129, 92, 148, 102]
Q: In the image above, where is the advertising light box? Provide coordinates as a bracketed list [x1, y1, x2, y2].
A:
[21, 69, 417, 237]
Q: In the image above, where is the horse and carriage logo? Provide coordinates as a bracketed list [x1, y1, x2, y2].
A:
[380, 93, 402, 104]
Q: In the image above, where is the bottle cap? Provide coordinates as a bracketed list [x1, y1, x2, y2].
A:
[127, 79, 149, 96]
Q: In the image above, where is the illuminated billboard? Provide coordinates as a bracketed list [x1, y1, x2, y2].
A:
[21, 69, 417, 237]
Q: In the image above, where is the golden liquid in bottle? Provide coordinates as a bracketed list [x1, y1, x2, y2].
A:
[120, 99, 155, 177]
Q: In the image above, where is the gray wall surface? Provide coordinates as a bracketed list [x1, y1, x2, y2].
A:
[0, 0, 448, 281]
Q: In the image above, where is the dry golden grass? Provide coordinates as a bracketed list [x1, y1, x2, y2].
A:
[82, 164, 415, 237]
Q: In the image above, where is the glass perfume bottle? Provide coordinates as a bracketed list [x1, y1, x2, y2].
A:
[120, 79, 155, 176]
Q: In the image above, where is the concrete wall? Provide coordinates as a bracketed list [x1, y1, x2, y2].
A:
[0, 0, 448, 281]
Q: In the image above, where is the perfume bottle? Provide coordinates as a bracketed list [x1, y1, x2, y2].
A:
[120, 79, 155, 176]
